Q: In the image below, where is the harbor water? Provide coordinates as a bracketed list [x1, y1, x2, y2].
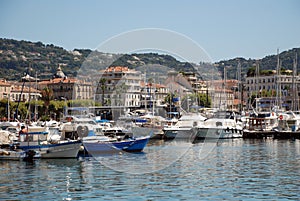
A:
[0, 138, 299, 200]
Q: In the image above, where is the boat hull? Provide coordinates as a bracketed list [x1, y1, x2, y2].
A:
[19, 140, 81, 158]
[0, 149, 40, 161]
[163, 128, 197, 140]
[196, 128, 243, 139]
[82, 136, 150, 156]
[0, 149, 26, 160]
[163, 129, 178, 139]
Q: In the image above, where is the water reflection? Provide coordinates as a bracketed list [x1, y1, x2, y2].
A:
[0, 139, 299, 200]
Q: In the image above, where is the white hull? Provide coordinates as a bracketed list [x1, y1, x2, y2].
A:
[19, 140, 81, 158]
[131, 126, 162, 138]
[0, 148, 40, 160]
[196, 111, 243, 139]
[0, 149, 26, 160]
[163, 127, 196, 139]
[197, 127, 243, 139]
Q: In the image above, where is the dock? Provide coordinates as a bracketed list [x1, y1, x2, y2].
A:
[243, 130, 300, 139]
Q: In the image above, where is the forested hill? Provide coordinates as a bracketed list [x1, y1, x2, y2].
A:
[0, 38, 197, 80]
[0, 38, 299, 81]
[215, 47, 300, 79]
[0, 38, 92, 80]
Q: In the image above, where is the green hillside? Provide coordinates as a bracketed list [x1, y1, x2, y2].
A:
[0, 38, 299, 81]
[0, 38, 91, 80]
[215, 48, 300, 79]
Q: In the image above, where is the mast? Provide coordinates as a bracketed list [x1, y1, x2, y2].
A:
[275, 49, 280, 110]
[255, 60, 259, 111]
[223, 66, 227, 110]
[34, 70, 38, 121]
[15, 76, 26, 120]
[7, 91, 10, 121]
[237, 60, 242, 113]
[28, 72, 31, 122]
[292, 53, 298, 111]
[144, 70, 147, 111]
[152, 73, 156, 116]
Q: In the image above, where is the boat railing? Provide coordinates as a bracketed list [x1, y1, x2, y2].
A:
[246, 117, 275, 131]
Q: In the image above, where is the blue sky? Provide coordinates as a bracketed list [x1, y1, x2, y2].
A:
[0, 0, 299, 62]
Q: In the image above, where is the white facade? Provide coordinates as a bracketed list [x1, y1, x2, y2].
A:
[245, 74, 300, 97]
[10, 85, 41, 102]
[0, 80, 11, 100]
[96, 66, 142, 107]
[245, 74, 300, 110]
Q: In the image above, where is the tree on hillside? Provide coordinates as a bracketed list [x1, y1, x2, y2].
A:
[246, 67, 256, 77]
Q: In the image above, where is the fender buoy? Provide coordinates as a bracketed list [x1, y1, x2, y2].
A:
[279, 115, 283, 120]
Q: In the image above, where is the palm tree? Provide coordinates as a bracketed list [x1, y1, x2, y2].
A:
[99, 78, 106, 106]
[41, 87, 53, 116]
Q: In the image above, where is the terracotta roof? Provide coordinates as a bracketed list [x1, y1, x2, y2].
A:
[103, 66, 129, 73]
[39, 77, 77, 85]
[11, 85, 40, 93]
[0, 80, 11, 86]
[212, 88, 234, 93]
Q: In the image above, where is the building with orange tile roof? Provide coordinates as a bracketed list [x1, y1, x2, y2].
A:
[96, 66, 142, 107]
[10, 84, 41, 102]
[37, 66, 93, 101]
[140, 81, 169, 107]
[39, 77, 92, 101]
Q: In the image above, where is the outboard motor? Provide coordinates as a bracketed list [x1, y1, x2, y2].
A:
[23, 150, 36, 162]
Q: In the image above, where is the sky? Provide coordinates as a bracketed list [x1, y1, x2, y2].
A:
[0, 0, 299, 63]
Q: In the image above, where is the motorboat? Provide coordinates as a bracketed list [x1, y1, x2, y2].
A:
[0, 131, 40, 161]
[275, 111, 300, 131]
[80, 135, 150, 156]
[18, 126, 81, 158]
[244, 111, 278, 132]
[0, 144, 40, 161]
[163, 113, 206, 139]
[60, 116, 103, 139]
[78, 120, 150, 156]
[59, 116, 150, 156]
[196, 110, 243, 139]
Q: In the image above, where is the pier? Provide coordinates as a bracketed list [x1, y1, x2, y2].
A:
[243, 130, 300, 139]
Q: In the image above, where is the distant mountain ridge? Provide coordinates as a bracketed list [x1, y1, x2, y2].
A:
[0, 38, 299, 81]
[215, 48, 300, 79]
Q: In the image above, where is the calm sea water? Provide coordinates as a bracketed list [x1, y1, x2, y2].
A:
[0, 138, 299, 200]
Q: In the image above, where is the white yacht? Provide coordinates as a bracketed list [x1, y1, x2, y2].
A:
[244, 111, 278, 132]
[163, 113, 206, 139]
[196, 111, 243, 139]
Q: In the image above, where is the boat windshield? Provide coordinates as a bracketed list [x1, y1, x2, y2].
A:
[73, 120, 97, 125]
[213, 111, 234, 119]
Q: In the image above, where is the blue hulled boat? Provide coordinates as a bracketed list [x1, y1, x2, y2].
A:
[80, 136, 150, 157]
